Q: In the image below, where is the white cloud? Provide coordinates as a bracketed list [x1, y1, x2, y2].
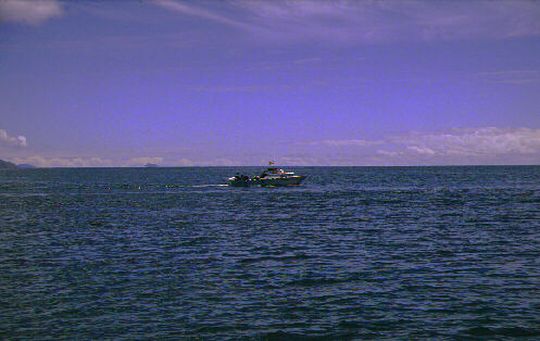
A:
[395, 127, 540, 157]
[407, 145, 436, 155]
[0, 0, 63, 25]
[377, 150, 400, 157]
[0, 128, 27, 147]
[301, 127, 540, 165]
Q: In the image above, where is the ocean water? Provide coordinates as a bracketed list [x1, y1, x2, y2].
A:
[1, 166, 539, 339]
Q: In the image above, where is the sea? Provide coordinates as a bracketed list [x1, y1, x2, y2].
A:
[1, 166, 539, 339]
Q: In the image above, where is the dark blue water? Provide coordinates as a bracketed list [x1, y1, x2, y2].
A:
[1, 166, 539, 339]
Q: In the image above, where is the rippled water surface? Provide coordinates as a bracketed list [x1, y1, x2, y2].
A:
[1, 166, 540, 339]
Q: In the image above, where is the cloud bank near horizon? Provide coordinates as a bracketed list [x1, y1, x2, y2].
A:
[300, 127, 540, 166]
[5, 127, 540, 167]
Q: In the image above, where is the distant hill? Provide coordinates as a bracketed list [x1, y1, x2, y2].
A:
[144, 163, 159, 168]
[17, 163, 36, 169]
[0, 159, 17, 169]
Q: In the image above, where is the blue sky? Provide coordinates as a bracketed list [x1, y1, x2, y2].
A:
[1, 0, 540, 166]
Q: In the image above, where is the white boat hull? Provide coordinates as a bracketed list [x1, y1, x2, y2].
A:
[258, 175, 306, 187]
[228, 175, 306, 187]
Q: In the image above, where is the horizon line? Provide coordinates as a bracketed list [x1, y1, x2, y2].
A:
[3, 164, 540, 169]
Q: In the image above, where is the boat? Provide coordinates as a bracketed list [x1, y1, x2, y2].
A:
[227, 162, 306, 187]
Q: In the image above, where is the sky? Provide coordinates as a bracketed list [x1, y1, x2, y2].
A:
[1, 0, 540, 167]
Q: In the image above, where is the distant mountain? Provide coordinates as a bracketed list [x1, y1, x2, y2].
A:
[0, 159, 17, 169]
[144, 163, 159, 168]
[17, 163, 36, 169]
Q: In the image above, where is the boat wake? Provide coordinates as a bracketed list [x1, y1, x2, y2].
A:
[191, 184, 229, 188]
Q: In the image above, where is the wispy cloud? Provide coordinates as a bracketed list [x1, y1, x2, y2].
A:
[307, 139, 382, 147]
[152, 0, 540, 44]
[241, 0, 540, 42]
[376, 150, 400, 157]
[190, 84, 291, 93]
[0, 0, 63, 25]
[0, 128, 27, 147]
[152, 0, 251, 30]
[189, 79, 328, 93]
[406, 145, 436, 155]
[476, 70, 540, 84]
